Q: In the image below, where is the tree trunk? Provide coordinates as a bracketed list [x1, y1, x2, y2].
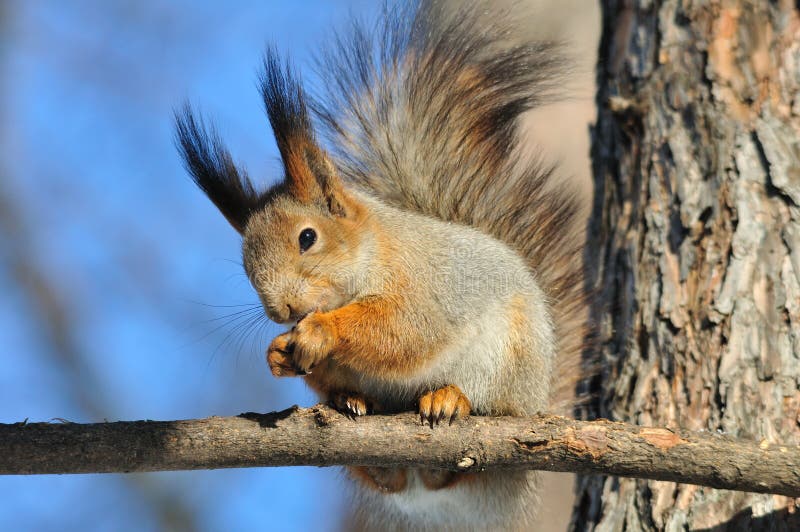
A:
[575, 1, 800, 529]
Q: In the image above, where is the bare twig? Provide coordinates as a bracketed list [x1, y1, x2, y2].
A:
[2, 405, 798, 497]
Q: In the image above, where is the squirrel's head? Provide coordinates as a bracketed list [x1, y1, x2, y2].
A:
[176, 50, 373, 324]
[240, 148, 372, 324]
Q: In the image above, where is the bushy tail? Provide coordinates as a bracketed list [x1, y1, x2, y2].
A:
[311, 2, 590, 410]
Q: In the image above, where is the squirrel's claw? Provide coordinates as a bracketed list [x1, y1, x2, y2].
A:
[330, 391, 374, 418]
[418, 385, 471, 428]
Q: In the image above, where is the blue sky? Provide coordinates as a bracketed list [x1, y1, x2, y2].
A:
[0, 2, 378, 530]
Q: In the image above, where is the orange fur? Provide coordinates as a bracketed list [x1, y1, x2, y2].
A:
[349, 466, 408, 493]
[418, 470, 473, 491]
[326, 297, 444, 379]
[418, 385, 470, 426]
[267, 286, 444, 386]
[303, 360, 356, 397]
[284, 142, 319, 203]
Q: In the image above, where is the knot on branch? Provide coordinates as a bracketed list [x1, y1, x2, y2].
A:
[311, 405, 338, 427]
[457, 456, 476, 469]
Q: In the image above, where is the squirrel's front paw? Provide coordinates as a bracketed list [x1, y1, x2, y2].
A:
[419, 385, 471, 427]
[266, 313, 337, 377]
[267, 331, 302, 377]
[291, 312, 337, 373]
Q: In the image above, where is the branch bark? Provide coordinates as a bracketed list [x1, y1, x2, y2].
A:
[2, 405, 798, 497]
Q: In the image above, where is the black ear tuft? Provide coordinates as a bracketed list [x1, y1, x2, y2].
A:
[259, 48, 347, 207]
[174, 105, 260, 233]
[259, 47, 313, 163]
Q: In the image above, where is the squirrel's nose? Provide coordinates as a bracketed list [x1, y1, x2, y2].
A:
[264, 302, 291, 323]
[264, 300, 306, 324]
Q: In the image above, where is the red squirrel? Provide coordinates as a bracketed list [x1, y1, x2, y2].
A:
[177, 2, 589, 529]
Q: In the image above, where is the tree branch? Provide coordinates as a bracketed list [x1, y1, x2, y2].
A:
[2, 405, 798, 497]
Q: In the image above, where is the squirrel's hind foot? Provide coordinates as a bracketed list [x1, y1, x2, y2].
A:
[329, 391, 376, 418]
[418, 385, 471, 428]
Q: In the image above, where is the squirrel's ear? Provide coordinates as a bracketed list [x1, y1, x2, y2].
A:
[175, 105, 260, 233]
[260, 49, 354, 217]
[302, 146, 350, 217]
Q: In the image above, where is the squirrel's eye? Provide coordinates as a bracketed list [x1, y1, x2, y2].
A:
[298, 228, 317, 253]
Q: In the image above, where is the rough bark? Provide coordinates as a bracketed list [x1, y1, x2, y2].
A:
[575, 1, 800, 529]
[1, 406, 799, 498]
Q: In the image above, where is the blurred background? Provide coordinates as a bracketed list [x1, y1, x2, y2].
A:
[0, 1, 597, 530]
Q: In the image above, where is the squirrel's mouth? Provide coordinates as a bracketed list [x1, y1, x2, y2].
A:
[268, 290, 340, 324]
[282, 305, 319, 326]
